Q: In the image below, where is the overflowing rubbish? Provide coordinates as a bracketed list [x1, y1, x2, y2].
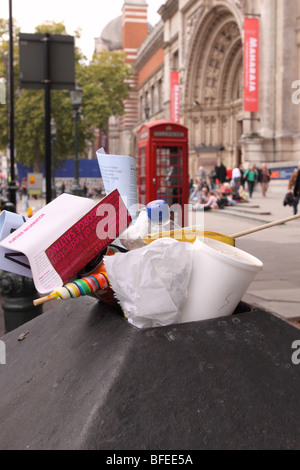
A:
[1, 150, 300, 329]
[180, 237, 263, 324]
[143, 228, 235, 246]
[33, 272, 110, 306]
[120, 199, 181, 250]
[104, 237, 193, 328]
[0, 211, 30, 278]
[33, 244, 122, 308]
[0, 189, 131, 294]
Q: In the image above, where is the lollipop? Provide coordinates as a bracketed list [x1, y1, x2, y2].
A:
[33, 272, 112, 306]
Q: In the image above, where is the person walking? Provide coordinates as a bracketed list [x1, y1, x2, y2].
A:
[21, 182, 28, 211]
[244, 164, 258, 198]
[217, 162, 227, 184]
[259, 163, 272, 197]
[83, 182, 88, 197]
[198, 166, 207, 184]
[288, 161, 300, 215]
[239, 164, 246, 189]
[209, 168, 217, 189]
[232, 166, 241, 190]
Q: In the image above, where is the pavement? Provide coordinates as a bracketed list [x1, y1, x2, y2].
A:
[0, 180, 299, 336]
[189, 179, 300, 327]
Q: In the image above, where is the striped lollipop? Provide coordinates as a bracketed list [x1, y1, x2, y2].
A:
[33, 272, 112, 306]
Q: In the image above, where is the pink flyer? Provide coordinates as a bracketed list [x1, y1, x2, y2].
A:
[46, 189, 131, 284]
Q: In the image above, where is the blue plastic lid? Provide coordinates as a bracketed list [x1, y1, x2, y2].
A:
[146, 200, 170, 223]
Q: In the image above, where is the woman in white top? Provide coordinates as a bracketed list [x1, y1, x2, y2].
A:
[232, 167, 241, 190]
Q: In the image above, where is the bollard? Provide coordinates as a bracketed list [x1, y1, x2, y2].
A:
[0, 271, 43, 333]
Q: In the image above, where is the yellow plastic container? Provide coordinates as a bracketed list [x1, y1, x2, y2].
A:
[143, 229, 235, 246]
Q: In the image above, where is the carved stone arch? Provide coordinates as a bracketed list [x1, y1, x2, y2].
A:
[184, 10, 210, 106]
[219, 39, 243, 104]
[184, 3, 243, 107]
[200, 18, 241, 104]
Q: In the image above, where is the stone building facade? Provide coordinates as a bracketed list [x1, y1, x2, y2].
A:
[95, 0, 300, 178]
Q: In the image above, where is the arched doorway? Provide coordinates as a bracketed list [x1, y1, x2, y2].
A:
[184, 5, 243, 178]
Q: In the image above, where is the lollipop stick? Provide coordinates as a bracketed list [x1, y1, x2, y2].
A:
[230, 213, 300, 239]
[33, 293, 58, 306]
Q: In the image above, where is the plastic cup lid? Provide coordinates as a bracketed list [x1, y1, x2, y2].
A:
[195, 237, 263, 271]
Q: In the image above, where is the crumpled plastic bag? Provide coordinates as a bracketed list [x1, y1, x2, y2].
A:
[104, 238, 193, 329]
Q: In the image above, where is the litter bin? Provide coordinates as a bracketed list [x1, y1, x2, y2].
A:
[0, 297, 299, 450]
[0, 271, 43, 333]
[0, 198, 16, 213]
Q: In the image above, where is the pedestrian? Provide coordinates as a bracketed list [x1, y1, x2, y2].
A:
[216, 162, 227, 184]
[239, 164, 245, 189]
[193, 191, 219, 212]
[244, 164, 258, 198]
[199, 187, 209, 204]
[83, 182, 88, 197]
[288, 161, 300, 215]
[209, 168, 217, 189]
[232, 166, 241, 190]
[259, 163, 271, 197]
[21, 182, 28, 211]
[61, 181, 65, 194]
[189, 182, 202, 202]
[198, 166, 207, 184]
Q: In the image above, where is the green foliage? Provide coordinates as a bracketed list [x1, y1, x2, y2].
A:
[0, 19, 133, 172]
[35, 21, 67, 35]
[78, 49, 132, 132]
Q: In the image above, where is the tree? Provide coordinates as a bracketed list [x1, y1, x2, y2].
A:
[0, 19, 133, 173]
[0, 20, 75, 172]
[14, 22, 78, 172]
[78, 49, 132, 132]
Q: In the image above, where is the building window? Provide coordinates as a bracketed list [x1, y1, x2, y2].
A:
[139, 95, 143, 122]
[173, 51, 179, 70]
[158, 79, 162, 111]
[151, 85, 155, 114]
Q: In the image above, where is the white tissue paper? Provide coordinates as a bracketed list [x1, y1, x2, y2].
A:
[104, 238, 193, 329]
[119, 209, 149, 250]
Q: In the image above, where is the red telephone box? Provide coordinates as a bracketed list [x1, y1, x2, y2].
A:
[137, 120, 189, 225]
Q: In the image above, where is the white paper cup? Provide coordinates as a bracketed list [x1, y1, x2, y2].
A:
[180, 237, 263, 323]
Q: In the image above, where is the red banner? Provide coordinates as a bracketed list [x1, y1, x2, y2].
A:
[244, 18, 259, 112]
[170, 71, 180, 123]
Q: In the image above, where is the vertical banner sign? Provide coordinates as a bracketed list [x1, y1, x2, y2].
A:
[244, 18, 259, 112]
[170, 71, 180, 123]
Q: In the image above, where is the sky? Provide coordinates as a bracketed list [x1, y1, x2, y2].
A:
[0, 0, 164, 60]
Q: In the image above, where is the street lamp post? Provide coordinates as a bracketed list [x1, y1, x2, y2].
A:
[50, 118, 57, 199]
[70, 84, 83, 196]
[8, 0, 16, 208]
